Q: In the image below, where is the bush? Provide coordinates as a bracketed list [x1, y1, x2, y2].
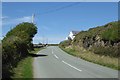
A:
[2, 22, 37, 78]
[101, 22, 120, 42]
[91, 45, 119, 57]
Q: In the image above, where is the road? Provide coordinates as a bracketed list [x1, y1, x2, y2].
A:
[33, 46, 118, 78]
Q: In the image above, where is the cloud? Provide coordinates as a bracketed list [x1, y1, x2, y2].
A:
[17, 16, 31, 22]
[2, 16, 32, 26]
[1, 16, 8, 20]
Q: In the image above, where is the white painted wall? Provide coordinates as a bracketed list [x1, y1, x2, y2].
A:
[68, 31, 75, 40]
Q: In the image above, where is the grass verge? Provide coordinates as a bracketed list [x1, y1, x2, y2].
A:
[12, 47, 44, 78]
[59, 46, 119, 70]
[12, 57, 33, 78]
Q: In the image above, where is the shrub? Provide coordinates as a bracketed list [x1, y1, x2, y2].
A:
[101, 22, 120, 42]
[91, 45, 119, 57]
[2, 22, 37, 78]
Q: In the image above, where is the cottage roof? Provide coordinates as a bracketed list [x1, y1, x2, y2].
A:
[71, 31, 80, 35]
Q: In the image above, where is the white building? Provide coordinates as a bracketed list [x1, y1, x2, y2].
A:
[68, 31, 80, 40]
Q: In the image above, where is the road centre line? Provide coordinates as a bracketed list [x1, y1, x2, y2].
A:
[52, 49, 59, 59]
[52, 49, 53, 54]
[54, 54, 59, 59]
[62, 60, 82, 72]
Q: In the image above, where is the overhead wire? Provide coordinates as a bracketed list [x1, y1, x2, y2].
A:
[36, 2, 80, 16]
[34, 2, 80, 44]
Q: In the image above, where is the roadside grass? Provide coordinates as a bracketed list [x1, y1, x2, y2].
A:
[12, 57, 33, 78]
[59, 46, 119, 70]
[12, 47, 44, 78]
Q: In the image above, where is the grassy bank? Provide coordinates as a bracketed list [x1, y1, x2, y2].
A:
[59, 46, 119, 70]
[12, 48, 43, 78]
[12, 57, 33, 78]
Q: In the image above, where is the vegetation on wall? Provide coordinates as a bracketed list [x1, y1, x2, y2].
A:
[101, 22, 119, 42]
[72, 21, 119, 57]
[59, 21, 119, 69]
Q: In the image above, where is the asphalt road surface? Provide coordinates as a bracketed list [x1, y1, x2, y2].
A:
[33, 46, 118, 78]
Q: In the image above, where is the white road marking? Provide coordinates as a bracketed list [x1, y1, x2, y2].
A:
[54, 54, 59, 59]
[52, 49, 53, 54]
[52, 49, 59, 59]
[62, 60, 82, 72]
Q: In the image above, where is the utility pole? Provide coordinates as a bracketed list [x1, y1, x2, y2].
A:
[46, 38, 48, 44]
[32, 14, 34, 23]
[42, 35, 44, 45]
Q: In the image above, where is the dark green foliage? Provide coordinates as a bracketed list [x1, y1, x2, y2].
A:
[101, 22, 120, 42]
[2, 22, 37, 78]
[3, 22, 37, 50]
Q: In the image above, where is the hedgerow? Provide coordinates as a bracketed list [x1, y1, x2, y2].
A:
[2, 22, 37, 78]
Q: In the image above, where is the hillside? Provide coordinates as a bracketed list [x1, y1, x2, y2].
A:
[60, 21, 119, 57]
[59, 21, 120, 69]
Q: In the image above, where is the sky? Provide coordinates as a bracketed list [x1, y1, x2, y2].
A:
[2, 2, 118, 44]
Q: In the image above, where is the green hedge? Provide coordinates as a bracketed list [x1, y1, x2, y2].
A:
[2, 22, 37, 78]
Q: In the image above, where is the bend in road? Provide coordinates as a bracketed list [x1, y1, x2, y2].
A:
[33, 46, 118, 78]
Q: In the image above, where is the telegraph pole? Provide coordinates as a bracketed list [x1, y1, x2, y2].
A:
[32, 14, 34, 23]
[42, 35, 44, 45]
[46, 38, 48, 44]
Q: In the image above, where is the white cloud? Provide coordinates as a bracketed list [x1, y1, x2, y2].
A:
[17, 16, 31, 22]
[1, 16, 8, 20]
[2, 16, 32, 26]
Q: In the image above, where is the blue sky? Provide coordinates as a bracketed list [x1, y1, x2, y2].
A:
[2, 2, 118, 44]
